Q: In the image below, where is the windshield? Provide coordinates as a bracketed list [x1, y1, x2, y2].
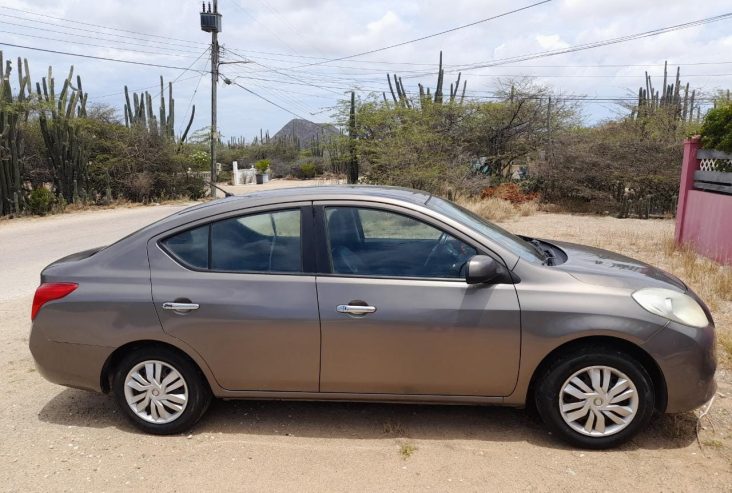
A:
[426, 196, 544, 263]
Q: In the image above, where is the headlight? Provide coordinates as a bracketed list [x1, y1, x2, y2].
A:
[632, 288, 708, 328]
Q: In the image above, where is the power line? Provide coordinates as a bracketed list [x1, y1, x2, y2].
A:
[445, 72, 732, 79]
[224, 0, 304, 57]
[437, 12, 732, 76]
[0, 29, 200, 59]
[150, 48, 211, 104]
[285, 0, 552, 69]
[0, 5, 200, 47]
[93, 74, 203, 99]
[227, 78, 308, 120]
[197, 46, 732, 68]
[0, 14, 198, 54]
[180, 70, 208, 134]
[223, 47, 343, 95]
[236, 54, 732, 77]
[0, 41, 210, 71]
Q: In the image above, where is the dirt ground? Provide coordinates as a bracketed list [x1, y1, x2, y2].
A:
[0, 183, 730, 492]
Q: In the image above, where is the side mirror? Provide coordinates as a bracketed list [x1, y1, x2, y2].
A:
[465, 255, 512, 285]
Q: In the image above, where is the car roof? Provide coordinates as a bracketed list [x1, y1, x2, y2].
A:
[175, 185, 433, 217]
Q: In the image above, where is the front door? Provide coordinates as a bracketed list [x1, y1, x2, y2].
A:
[315, 204, 521, 396]
[148, 205, 321, 392]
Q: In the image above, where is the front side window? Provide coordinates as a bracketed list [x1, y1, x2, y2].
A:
[426, 196, 544, 262]
[325, 207, 476, 278]
[161, 209, 302, 273]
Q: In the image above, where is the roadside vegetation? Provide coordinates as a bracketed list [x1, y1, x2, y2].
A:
[2, 50, 730, 219]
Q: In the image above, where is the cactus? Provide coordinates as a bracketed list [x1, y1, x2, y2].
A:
[36, 65, 89, 205]
[634, 61, 699, 122]
[385, 51, 467, 110]
[124, 76, 195, 145]
[0, 52, 32, 215]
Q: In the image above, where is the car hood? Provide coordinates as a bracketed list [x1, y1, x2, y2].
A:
[549, 240, 687, 292]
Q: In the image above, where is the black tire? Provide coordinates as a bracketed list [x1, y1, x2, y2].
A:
[112, 346, 212, 435]
[534, 347, 655, 449]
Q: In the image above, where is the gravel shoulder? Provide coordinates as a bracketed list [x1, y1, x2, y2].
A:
[1, 195, 730, 492]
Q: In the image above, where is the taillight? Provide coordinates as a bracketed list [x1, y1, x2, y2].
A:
[31, 283, 78, 321]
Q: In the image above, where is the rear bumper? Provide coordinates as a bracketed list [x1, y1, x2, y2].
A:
[29, 323, 112, 393]
[643, 320, 717, 413]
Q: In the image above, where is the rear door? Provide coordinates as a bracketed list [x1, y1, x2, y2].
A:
[314, 202, 522, 397]
[148, 204, 321, 392]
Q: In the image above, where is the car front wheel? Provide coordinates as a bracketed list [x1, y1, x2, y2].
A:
[534, 348, 655, 449]
[113, 347, 211, 435]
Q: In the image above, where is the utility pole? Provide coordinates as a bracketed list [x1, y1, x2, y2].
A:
[201, 1, 222, 198]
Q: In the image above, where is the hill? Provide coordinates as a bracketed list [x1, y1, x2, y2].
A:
[272, 119, 338, 148]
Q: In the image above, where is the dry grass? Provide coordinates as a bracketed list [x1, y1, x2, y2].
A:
[493, 213, 732, 365]
[457, 197, 539, 221]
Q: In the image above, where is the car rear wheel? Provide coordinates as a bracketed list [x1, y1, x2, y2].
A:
[534, 348, 655, 449]
[113, 347, 211, 435]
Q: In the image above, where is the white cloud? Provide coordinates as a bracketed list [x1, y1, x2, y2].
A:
[536, 34, 569, 50]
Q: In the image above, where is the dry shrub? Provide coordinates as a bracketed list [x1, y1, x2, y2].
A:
[457, 197, 538, 221]
[480, 183, 538, 204]
[518, 201, 538, 217]
[669, 241, 732, 312]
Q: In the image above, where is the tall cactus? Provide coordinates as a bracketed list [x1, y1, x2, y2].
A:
[36, 65, 89, 204]
[634, 61, 698, 122]
[385, 51, 466, 110]
[124, 76, 195, 145]
[434, 51, 444, 104]
[0, 52, 32, 215]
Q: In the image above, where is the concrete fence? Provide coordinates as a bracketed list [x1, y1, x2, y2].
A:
[675, 136, 732, 264]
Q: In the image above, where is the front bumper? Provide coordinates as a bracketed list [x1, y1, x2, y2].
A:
[29, 323, 113, 393]
[642, 319, 716, 413]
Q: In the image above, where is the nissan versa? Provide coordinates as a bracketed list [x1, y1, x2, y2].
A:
[29, 186, 716, 448]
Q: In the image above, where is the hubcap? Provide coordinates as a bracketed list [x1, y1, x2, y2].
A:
[558, 365, 639, 437]
[123, 360, 188, 424]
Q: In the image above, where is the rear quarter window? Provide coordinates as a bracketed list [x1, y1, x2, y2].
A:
[161, 225, 209, 269]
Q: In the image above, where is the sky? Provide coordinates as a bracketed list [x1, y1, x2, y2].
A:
[0, 0, 730, 143]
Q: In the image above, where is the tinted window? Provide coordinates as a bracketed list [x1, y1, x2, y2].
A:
[161, 224, 209, 269]
[426, 196, 544, 262]
[162, 209, 302, 273]
[211, 209, 302, 273]
[325, 207, 476, 278]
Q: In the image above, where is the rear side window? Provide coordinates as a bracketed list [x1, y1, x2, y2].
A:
[161, 209, 302, 273]
[161, 224, 209, 269]
[211, 210, 301, 272]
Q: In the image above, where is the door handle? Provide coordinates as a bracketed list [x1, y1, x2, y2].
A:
[337, 304, 377, 315]
[162, 302, 200, 312]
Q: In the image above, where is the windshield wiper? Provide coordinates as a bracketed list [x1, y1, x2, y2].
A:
[528, 238, 556, 266]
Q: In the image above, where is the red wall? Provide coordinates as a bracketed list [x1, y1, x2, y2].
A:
[675, 137, 732, 265]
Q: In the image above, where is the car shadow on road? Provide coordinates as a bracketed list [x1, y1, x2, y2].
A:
[38, 388, 698, 451]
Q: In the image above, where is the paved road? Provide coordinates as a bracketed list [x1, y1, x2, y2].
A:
[0, 205, 188, 303]
[0, 179, 319, 303]
[0, 179, 327, 303]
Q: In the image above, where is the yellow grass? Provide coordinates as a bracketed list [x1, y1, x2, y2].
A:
[456, 197, 539, 221]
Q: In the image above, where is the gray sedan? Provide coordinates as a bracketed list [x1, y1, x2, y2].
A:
[29, 186, 716, 448]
